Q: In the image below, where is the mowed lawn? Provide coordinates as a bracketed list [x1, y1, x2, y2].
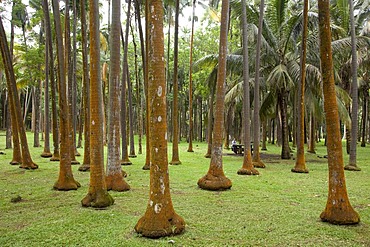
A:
[0, 133, 369, 246]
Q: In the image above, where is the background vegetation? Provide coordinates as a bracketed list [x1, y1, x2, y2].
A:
[1, 134, 369, 246]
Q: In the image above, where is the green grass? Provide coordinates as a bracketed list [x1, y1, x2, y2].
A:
[0, 133, 369, 246]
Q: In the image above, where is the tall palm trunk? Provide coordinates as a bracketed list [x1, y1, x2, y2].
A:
[52, 0, 80, 190]
[252, 0, 266, 168]
[238, 0, 258, 175]
[318, 0, 359, 225]
[141, 0, 151, 170]
[204, 80, 215, 158]
[0, 17, 38, 170]
[187, 0, 196, 153]
[345, 0, 361, 171]
[81, 0, 114, 208]
[78, 0, 91, 171]
[134, 0, 185, 237]
[170, 0, 182, 165]
[197, 0, 232, 191]
[133, 0, 150, 169]
[279, 90, 291, 159]
[7, 4, 22, 164]
[41, 0, 52, 158]
[65, 1, 79, 165]
[106, 0, 130, 192]
[360, 85, 368, 147]
[120, 0, 133, 166]
[292, 0, 309, 173]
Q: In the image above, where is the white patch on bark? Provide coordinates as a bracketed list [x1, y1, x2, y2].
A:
[157, 86, 162, 96]
[149, 200, 153, 206]
[158, 116, 162, 122]
[92, 120, 95, 125]
[154, 203, 162, 214]
[155, 148, 158, 153]
[165, 132, 168, 140]
[159, 176, 165, 194]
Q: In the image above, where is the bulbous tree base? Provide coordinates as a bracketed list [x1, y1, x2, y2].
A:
[253, 161, 266, 168]
[121, 159, 132, 166]
[50, 154, 60, 162]
[10, 160, 21, 165]
[320, 208, 360, 225]
[197, 173, 232, 191]
[204, 153, 211, 158]
[344, 165, 361, 171]
[135, 212, 185, 238]
[71, 160, 80, 165]
[291, 167, 309, 173]
[53, 179, 80, 191]
[106, 174, 130, 192]
[142, 164, 150, 170]
[237, 167, 259, 175]
[19, 162, 38, 170]
[78, 163, 90, 172]
[81, 190, 114, 208]
[169, 160, 181, 165]
[41, 152, 53, 158]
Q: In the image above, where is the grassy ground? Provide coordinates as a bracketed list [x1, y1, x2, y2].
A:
[0, 133, 369, 246]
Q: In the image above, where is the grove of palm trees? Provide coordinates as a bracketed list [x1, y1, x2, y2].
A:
[0, 0, 369, 245]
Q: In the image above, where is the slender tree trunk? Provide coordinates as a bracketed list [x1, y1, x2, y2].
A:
[120, 17, 132, 165]
[279, 91, 291, 159]
[65, 2, 79, 165]
[81, 0, 114, 208]
[318, 0, 359, 225]
[345, 0, 361, 171]
[252, 0, 265, 168]
[41, 0, 52, 158]
[238, 0, 258, 175]
[142, 0, 151, 170]
[307, 114, 316, 153]
[72, 0, 80, 157]
[78, 0, 91, 171]
[0, 18, 38, 170]
[170, 0, 181, 165]
[204, 82, 215, 158]
[134, 0, 185, 237]
[52, 0, 80, 190]
[187, 0, 196, 153]
[292, 0, 309, 173]
[105, 0, 130, 192]
[197, 0, 232, 191]
[360, 86, 368, 147]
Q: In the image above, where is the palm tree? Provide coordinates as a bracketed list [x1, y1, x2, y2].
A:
[81, 0, 114, 208]
[253, 0, 266, 167]
[120, 4, 132, 166]
[345, 0, 361, 171]
[41, 0, 52, 158]
[65, 0, 80, 165]
[237, 0, 258, 176]
[318, 0, 359, 225]
[169, 0, 182, 165]
[292, 0, 309, 173]
[134, 0, 185, 237]
[197, 0, 232, 191]
[78, 0, 91, 172]
[0, 19, 38, 171]
[105, 0, 130, 192]
[187, 0, 196, 153]
[51, 0, 80, 190]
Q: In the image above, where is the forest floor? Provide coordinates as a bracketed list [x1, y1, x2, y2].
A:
[0, 133, 369, 246]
